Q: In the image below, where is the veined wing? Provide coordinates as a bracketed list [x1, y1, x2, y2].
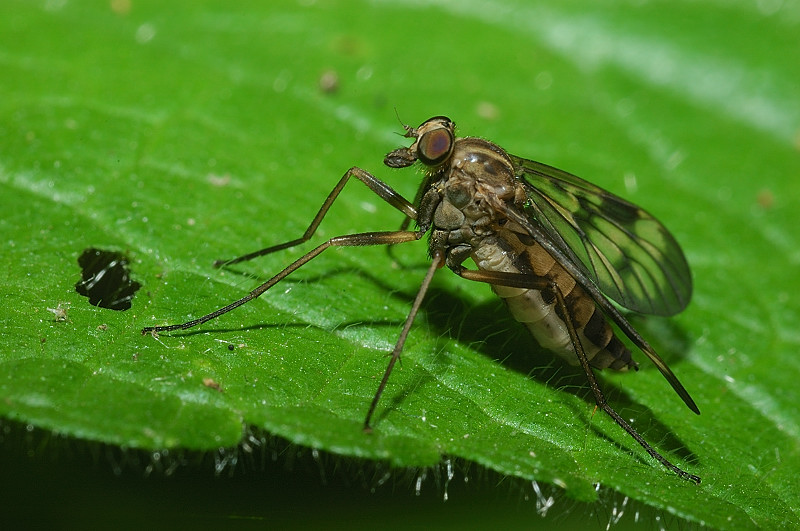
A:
[508, 155, 692, 316]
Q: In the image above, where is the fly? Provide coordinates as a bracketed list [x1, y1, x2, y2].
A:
[142, 116, 700, 484]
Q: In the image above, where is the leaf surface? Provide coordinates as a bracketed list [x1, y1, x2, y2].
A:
[1, 1, 798, 528]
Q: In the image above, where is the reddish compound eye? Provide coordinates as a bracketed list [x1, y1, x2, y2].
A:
[417, 127, 453, 166]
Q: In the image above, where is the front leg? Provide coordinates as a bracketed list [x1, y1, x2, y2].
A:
[215, 167, 419, 267]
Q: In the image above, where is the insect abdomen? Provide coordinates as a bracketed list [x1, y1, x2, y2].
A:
[472, 232, 637, 371]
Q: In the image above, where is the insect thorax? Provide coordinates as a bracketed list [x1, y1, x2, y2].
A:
[424, 137, 636, 372]
[424, 138, 519, 251]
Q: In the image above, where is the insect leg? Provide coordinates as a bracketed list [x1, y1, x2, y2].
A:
[141, 229, 425, 334]
[215, 167, 418, 267]
[363, 250, 445, 432]
[451, 267, 701, 484]
[499, 207, 699, 414]
[387, 173, 435, 265]
[588, 294, 699, 415]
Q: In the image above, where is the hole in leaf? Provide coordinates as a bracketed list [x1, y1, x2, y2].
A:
[75, 248, 141, 311]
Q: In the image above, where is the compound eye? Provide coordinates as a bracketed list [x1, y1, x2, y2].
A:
[417, 127, 453, 166]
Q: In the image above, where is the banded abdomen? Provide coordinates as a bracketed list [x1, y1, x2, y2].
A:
[471, 228, 637, 372]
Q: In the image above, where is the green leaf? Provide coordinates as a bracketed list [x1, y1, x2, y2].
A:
[2, 0, 799, 528]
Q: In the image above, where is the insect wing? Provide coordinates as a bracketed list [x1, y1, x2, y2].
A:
[509, 155, 692, 316]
